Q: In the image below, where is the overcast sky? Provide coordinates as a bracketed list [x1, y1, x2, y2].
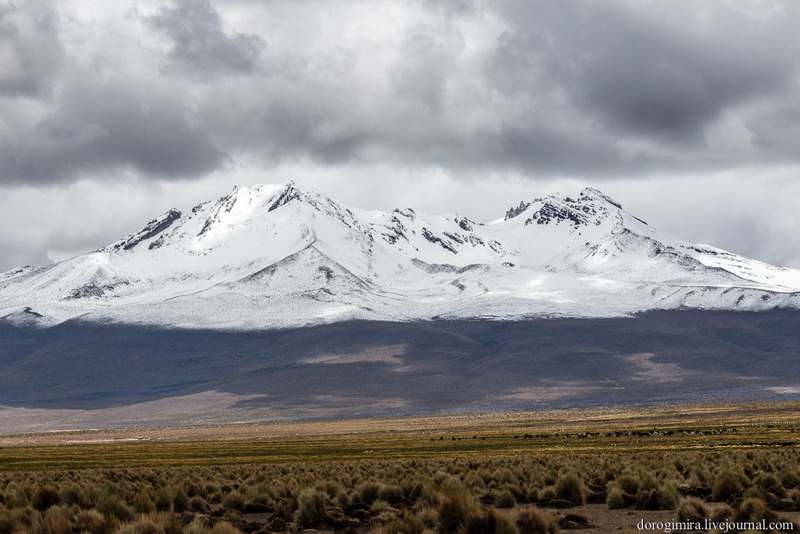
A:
[1, 0, 799, 272]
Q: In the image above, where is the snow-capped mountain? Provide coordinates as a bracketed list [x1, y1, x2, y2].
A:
[2, 181, 799, 329]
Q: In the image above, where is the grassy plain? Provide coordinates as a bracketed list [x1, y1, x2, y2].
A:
[1, 401, 800, 532]
[3, 401, 800, 470]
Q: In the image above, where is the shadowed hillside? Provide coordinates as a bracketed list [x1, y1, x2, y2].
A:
[1, 310, 799, 431]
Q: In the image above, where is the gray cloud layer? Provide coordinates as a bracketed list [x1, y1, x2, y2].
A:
[1, 0, 799, 186]
[148, 0, 264, 75]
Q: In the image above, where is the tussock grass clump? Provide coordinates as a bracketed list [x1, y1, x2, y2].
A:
[355, 482, 381, 506]
[614, 474, 640, 495]
[116, 516, 161, 534]
[378, 484, 405, 505]
[656, 484, 680, 510]
[180, 517, 242, 534]
[209, 522, 242, 534]
[96, 494, 134, 522]
[293, 488, 330, 529]
[780, 470, 800, 490]
[221, 491, 245, 512]
[493, 489, 516, 509]
[4, 441, 800, 533]
[606, 487, 627, 510]
[676, 496, 709, 522]
[59, 483, 91, 509]
[0, 509, 15, 534]
[710, 503, 733, 523]
[31, 487, 60, 512]
[711, 470, 744, 502]
[377, 513, 435, 534]
[537, 486, 556, 503]
[196, 496, 214, 514]
[132, 490, 155, 514]
[35, 505, 72, 534]
[734, 497, 778, 525]
[515, 505, 557, 534]
[72, 509, 112, 534]
[153, 487, 172, 512]
[436, 482, 482, 534]
[554, 473, 586, 506]
[462, 506, 519, 534]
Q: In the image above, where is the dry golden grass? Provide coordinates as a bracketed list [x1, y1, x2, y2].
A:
[1, 401, 800, 532]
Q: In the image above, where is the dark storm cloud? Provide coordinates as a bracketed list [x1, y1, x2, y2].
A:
[0, 1, 62, 97]
[489, 0, 798, 144]
[148, 0, 265, 75]
[390, 28, 455, 114]
[2, 0, 800, 187]
[1, 77, 227, 184]
[203, 0, 800, 177]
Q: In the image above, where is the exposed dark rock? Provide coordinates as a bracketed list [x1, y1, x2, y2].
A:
[505, 201, 532, 220]
[109, 209, 181, 251]
[421, 228, 457, 253]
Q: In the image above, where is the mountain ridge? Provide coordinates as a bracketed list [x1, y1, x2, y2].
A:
[2, 180, 799, 330]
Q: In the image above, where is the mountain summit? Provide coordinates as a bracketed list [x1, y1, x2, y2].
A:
[2, 181, 799, 329]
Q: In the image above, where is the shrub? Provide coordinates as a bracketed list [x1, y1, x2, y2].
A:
[463, 507, 518, 534]
[96, 494, 135, 522]
[172, 489, 188, 513]
[754, 472, 782, 493]
[210, 522, 242, 534]
[780, 470, 800, 490]
[378, 484, 405, 505]
[377, 513, 433, 534]
[676, 496, 708, 522]
[537, 486, 556, 503]
[116, 516, 161, 534]
[370, 499, 401, 527]
[657, 484, 680, 510]
[293, 488, 329, 529]
[516, 505, 557, 534]
[188, 495, 209, 513]
[710, 503, 733, 523]
[72, 510, 110, 534]
[244, 484, 275, 507]
[133, 491, 155, 514]
[355, 482, 381, 506]
[184, 517, 212, 534]
[153, 488, 172, 512]
[791, 489, 800, 511]
[436, 482, 482, 534]
[0, 509, 15, 534]
[31, 487, 60, 511]
[554, 473, 587, 506]
[36, 505, 73, 534]
[494, 489, 516, 509]
[734, 497, 777, 525]
[222, 491, 245, 512]
[711, 471, 743, 502]
[742, 486, 765, 500]
[606, 487, 627, 510]
[60, 484, 90, 509]
[614, 474, 640, 495]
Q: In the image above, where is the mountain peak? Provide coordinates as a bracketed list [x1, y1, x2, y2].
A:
[267, 180, 308, 212]
[578, 187, 623, 209]
[104, 208, 182, 252]
[504, 201, 531, 221]
[504, 188, 623, 223]
[4, 182, 800, 330]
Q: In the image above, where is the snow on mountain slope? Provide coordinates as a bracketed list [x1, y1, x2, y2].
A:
[1, 181, 799, 329]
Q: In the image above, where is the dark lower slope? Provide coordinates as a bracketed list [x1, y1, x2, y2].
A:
[1, 310, 799, 427]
